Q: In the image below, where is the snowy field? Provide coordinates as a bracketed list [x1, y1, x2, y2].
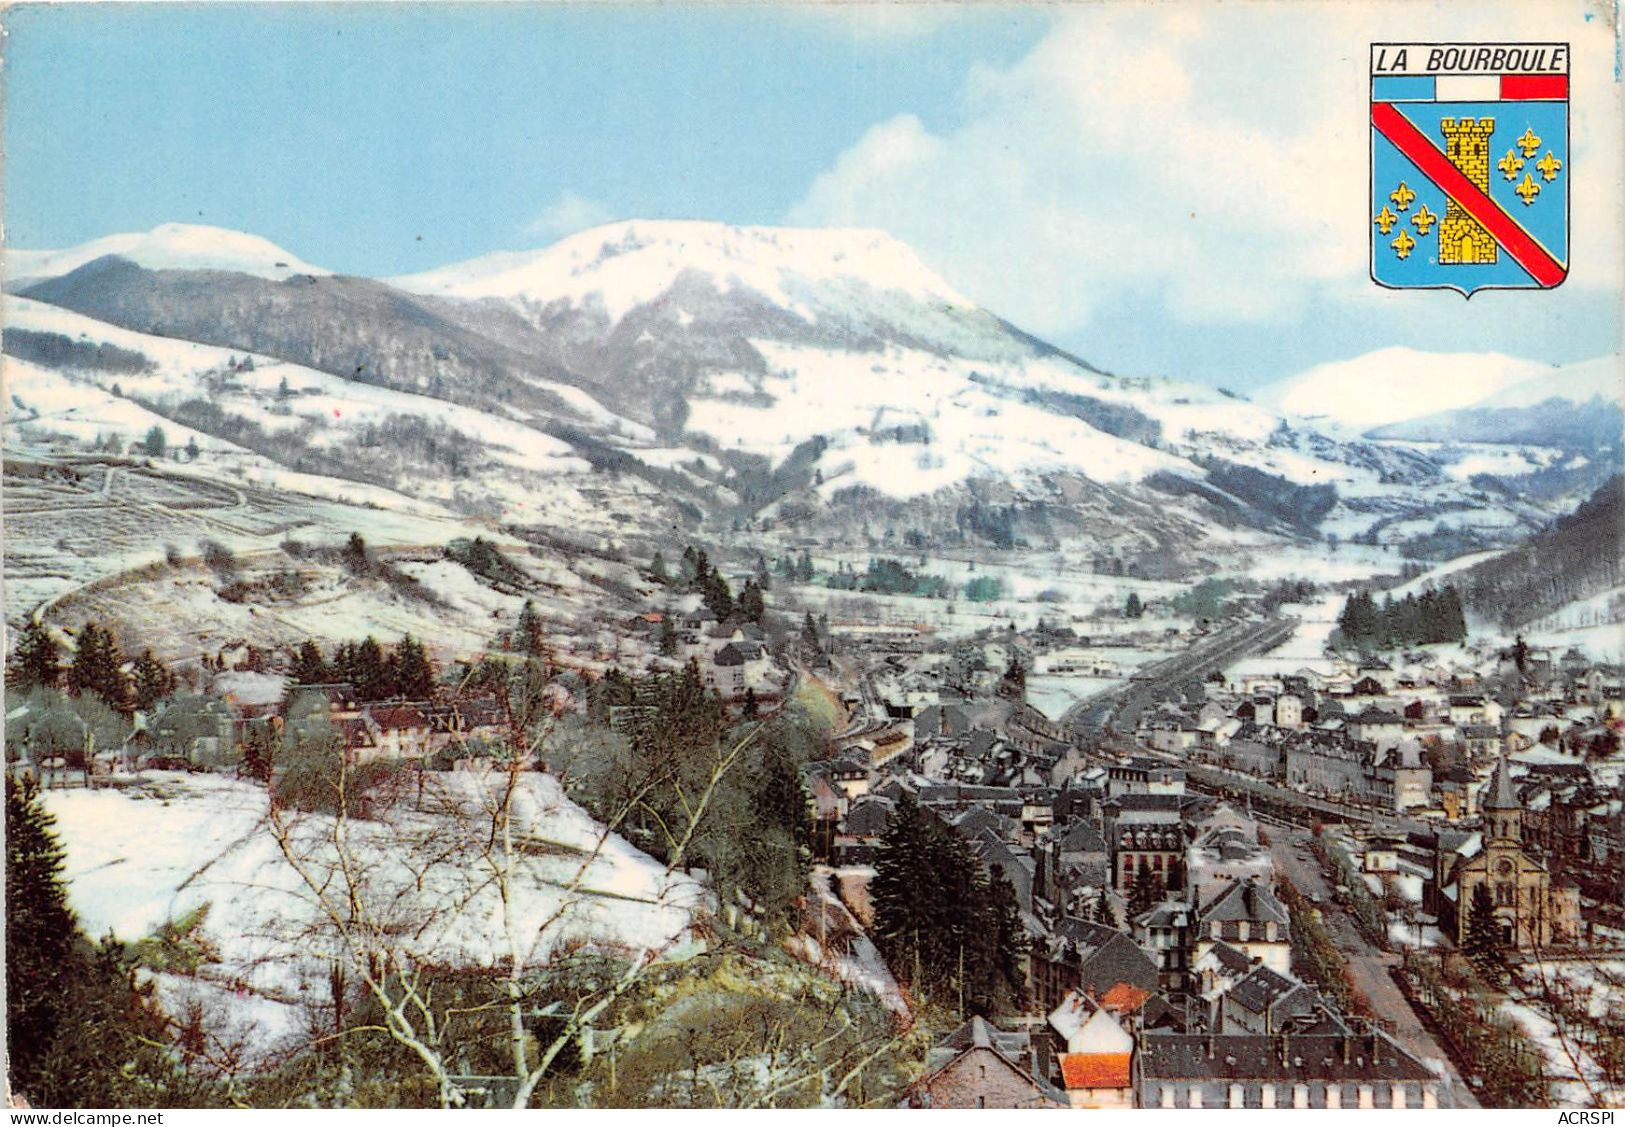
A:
[1024, 675, 1121, 722]
[44, 772, 705, 1057]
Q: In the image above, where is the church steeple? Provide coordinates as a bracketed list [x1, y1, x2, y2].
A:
[1485, 756, 1522, 845]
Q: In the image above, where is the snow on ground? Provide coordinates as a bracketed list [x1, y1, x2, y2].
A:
[391, 220, 975, 325]
[1255, 347, 1551, 432]
[684, 342, 1193, 496]
[795, 870, 909, 1017]
[1025, 676, 1121, 722]
[210, 671, 288, 706]
[8, 223, 331, 283]
[1224, 592, 1345, 678]
[45, 771, 705, 1046]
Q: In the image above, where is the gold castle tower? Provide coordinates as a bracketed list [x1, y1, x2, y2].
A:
[1438, 117, 1497, 265]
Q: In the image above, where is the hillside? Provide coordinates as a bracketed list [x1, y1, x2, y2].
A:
[8, 221, 1599, 576]
[1455, 477, 1624, 629]
[1369, 356, 1623, 453]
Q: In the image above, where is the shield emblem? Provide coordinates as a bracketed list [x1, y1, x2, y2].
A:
[1370, 43, 1569, 295]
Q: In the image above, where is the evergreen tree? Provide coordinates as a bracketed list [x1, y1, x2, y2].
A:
[700, 570, 734, 622]
[6, 778, 81, 1095]
[352, 636, 390, 701]
[331, 641, 358, 687]
[342, 531, 370, 576]
[514, 599, 546, 658]
[801, 612, 821, 653]
[143, 425, 166, 458]
[1128, 857, 1159, 917]
[650, 551, 669, 585]
[871, 793, 932, 988]
[8, 619, 61, 691]
[738, 578, 766, 624]
[290, 639, 330, 684]
[390, 634, 434, 700]
[129, 649, 177, 713]
[6, 779, 184, 1106]
[741, 686, 759, 719]
[1465, 881, 1506, 978]
[67, 621, 125, 709]
[242, 724, 276, 784]
[658, 615, 678, 657]
[797, 550, 814, 582]
[184, 435, 200, 460]
[984, 868, 1029, 1010]
[1125, 592, 1144, 619]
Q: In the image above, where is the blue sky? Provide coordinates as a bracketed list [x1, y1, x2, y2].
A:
[3, 5, 1048, 271]
[4, 3, 1620, 391]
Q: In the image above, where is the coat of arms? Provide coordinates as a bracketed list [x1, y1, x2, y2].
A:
[1370, 42, 1569, 294]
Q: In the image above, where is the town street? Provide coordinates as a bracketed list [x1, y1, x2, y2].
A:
[1266, 822, 1481, 1108]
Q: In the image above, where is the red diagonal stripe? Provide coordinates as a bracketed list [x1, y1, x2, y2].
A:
[1372, 101, 1566, 287]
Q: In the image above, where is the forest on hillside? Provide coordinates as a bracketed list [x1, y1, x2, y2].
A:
[1456, 477, 1623, 629]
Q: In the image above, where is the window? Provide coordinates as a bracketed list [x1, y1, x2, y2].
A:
[1161, 1087, 1175, 1109]
[1496, 882, 1515, 907]
[1229, 1084, 1243, 1108]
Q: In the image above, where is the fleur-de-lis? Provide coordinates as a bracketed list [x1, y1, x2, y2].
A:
[1411, 204, 1437, 236]
[1515, 172, 1541, 205]
[1392, 229, 1417, 259]
[1498, 149, 1525, 181]
[1536, 150, 1563, 182]
[1373, 205, 1399, 235]
[1516, 127, 1541, 158]
[1389, 182, 1417, 212]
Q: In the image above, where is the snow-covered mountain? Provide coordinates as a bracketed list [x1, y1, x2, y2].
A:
[1254, 347, 1555, 433]
[392, 220, 976, 324]
[6, 222, 330, 285]
[6, 220, 1602, 568]
[1368, 355, 1622, 452]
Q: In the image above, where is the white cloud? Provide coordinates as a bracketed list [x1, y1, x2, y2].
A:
[789, 1, 1623, 344]
[524, 191, 616, 242]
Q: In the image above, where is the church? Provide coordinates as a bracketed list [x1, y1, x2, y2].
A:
[1434, 758, 1581, 949]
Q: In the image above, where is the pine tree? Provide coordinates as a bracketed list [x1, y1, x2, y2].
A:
[650, 551, 670, 585]
[738, 578, 766, 624]
[130, 649, 177, 712]
[741, 686, 759, 719]
[67, 621, 125, 709]
[143, 425, 166, 458]
[352, 636, 390, 701]
[331, 641, 357, 687]
[514, 599, 546, 658]
[391, 634, 435, 700]
[1128, 857, 1158, 917]
[291, 639, 330, 684]
[242, 724, 275, 783]
[6, 777, 81, 1094]
[1125, 592, 1144, 619]
[1465, 881, 1505, 978]
[871, 793, 931, 987]
[8, 619, 61, 691]
[801, 612, 820, 652]
[6, 779, 185, 1106]
[342, 531, 370, 576]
